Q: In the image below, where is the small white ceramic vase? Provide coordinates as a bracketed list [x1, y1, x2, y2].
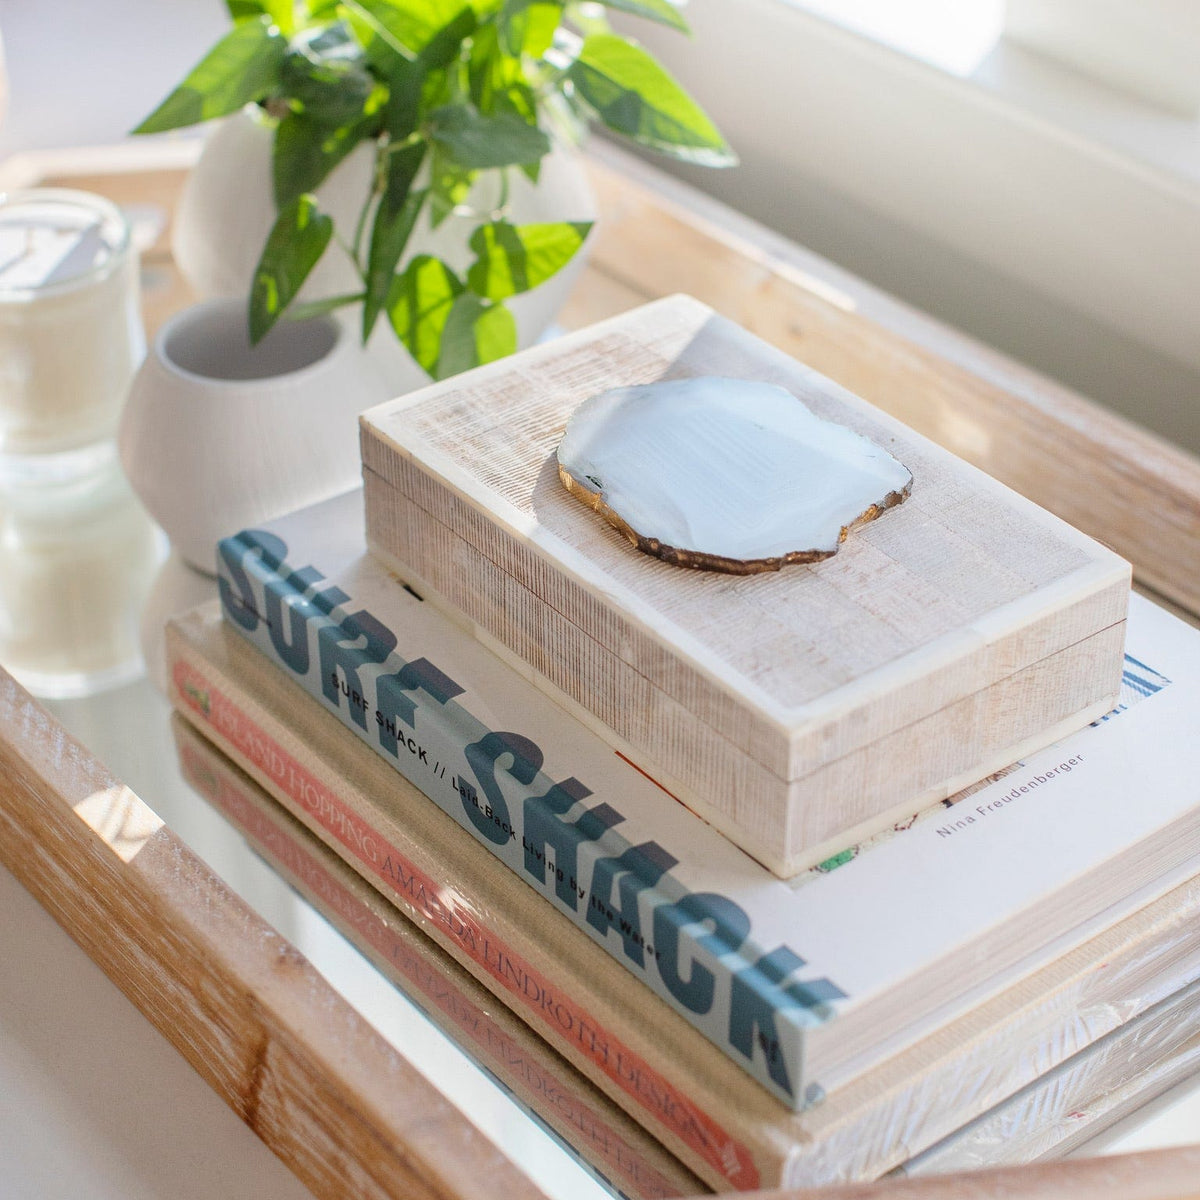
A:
[119, 298, 390, 573]
[171, 107, 596, 393]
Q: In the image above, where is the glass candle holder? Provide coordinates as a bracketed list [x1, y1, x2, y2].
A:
[0, 188, 144, 479]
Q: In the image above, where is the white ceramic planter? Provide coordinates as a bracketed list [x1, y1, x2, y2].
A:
[119, 298, 390, 573]
[172, 107, 597, 393]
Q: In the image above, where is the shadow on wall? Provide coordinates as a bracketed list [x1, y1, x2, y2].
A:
[614, 0, 1200, 459]
[670, 155, 1200, 458]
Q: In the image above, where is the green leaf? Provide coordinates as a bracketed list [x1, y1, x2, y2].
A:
[386, 255, 464, 373]
[383, 58, 426, 138]
[280, 24, 376, 126]
[273, 113, 371, 207]
[342, 0, 420, 69]
[287, 291, 365, 320]
[469, 22, 540, 120]
[346, 1, 475, 134]
[363, 143, 428, 339]
[500, 0, 563, 57]
[466, 219, 591, 300]
[419, 4, 479, 69]
[249, 194, 334, 343]
[225, 0, 298, 32]
[430, 106, 550, 168]
[566, 34, 734, 165]
[467, 20, 504, 112]
[135, 17, 288, 134]
[593, 0, 688, 33]
[344, 0, 474, 63]
[500, 79, 539, 125]
[225, 0, 267, 20]
[420, 61, 455, 113]
[436, 293, 517, 377]
[428, 146, 477, 227]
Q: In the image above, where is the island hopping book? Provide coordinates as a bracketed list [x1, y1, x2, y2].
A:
[208, 489, 1200, 1109]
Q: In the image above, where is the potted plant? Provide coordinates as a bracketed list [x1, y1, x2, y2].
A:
[136, 0, 734, 382]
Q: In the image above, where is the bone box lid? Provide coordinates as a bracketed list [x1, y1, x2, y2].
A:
[360, 296, 1130, 876]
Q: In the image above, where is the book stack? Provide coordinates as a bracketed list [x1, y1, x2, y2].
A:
[170, 673, 1200, 1194]
[168, 297, 1200, 1191]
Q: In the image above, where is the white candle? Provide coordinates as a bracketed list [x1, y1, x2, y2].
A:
[0, 189, 143, 467]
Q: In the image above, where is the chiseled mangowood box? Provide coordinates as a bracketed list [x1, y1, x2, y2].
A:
[360, 295, 1130, 876]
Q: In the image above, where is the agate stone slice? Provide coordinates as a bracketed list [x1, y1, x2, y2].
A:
[556, 376, 912, 574]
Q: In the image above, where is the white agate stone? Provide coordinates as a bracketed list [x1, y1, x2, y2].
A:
[556, 376, 912, 573]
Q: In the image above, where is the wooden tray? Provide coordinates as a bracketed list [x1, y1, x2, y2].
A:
[2, 137, 1200, 1200]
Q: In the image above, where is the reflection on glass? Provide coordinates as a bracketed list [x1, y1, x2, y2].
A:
[0, 446, 164, 697]
[72, 783, 164, 864]
[139, 551, 218, 695]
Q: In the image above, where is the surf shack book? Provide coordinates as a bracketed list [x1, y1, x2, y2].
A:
[169, 601, 1200, 1190]
[205, 491, 1200, 1107]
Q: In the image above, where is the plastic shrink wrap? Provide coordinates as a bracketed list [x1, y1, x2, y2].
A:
[902, 976, 1200, 1175]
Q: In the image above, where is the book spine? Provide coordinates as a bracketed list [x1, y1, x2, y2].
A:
[215, 529, 828, 1110]
[168, 636, 772, 1192]
[173, 718, 705, 1200]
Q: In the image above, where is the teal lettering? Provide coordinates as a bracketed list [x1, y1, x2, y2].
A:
[653, 892, 750, 1015]
[729, 945, 845, 1097]
[263, 565, 336, 674]
[586, 841, 677, 965]
[463, 731, 542, 845]
[318, 608, 397, 729]
[376, 657, 465, 754]
[522, 778, 624, 908]
[217, 529, 289, 630]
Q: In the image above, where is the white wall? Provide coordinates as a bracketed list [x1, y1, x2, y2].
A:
[0, 0, 226, 157]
